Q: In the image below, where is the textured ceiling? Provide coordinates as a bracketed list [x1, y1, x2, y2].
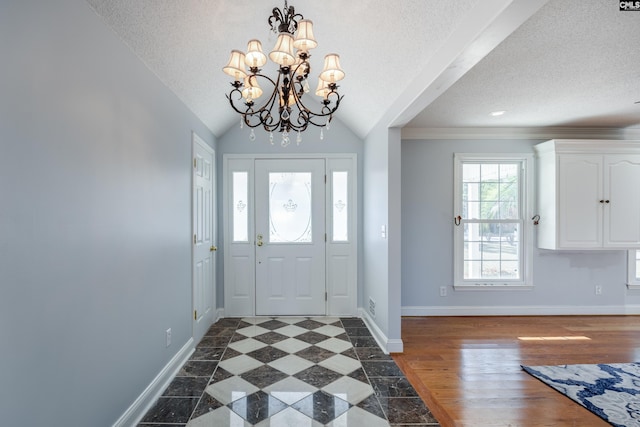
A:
[407, 0, 640, 131]
[85, 0, 640, 139]
[85, 0, 479, 138]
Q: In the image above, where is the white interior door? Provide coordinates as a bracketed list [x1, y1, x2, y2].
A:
[255, 159, 325, 315]
[193, 137, 215, 341]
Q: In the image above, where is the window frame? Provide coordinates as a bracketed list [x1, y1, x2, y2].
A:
[453, 153, 534, 290]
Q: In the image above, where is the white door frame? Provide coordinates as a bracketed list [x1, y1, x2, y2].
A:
[223, 153, 358, 317]
[192, 133, 216, 341]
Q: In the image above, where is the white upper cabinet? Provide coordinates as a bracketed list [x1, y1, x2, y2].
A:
[535, 140, 640, 250]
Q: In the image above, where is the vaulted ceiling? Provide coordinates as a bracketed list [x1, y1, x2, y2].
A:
[86, 0, 640, 140]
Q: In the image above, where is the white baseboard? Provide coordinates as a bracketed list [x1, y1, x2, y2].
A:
[112, 338, 194, 427]
[402, 305, 640, 316]
[359, 309, 404, 354]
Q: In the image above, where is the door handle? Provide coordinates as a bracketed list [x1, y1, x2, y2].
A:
[210, 245, 217, 252]
[256, 234, 264, 247]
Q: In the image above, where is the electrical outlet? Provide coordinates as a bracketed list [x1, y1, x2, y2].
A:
[595, 285, 602, 295]
[440, 286, 447, 297]
[166, 328, 172, 347]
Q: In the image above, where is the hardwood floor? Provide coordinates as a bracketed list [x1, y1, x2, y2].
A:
[392, 316, 640, 427]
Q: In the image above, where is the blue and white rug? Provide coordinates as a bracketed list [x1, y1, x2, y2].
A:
[522, 363, 640, 427]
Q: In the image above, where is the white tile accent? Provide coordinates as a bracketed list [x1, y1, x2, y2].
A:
[254, 407, 323, 427]
[228, 337, 267, 354]
[204, 376, 259, 404]
[319, 354, 362, 376]
[275, 317, 308, 324]
[272, 338, 311, 354]
[326, 406, 390, 427]
[218, 354, 263, 375]
[268, 354, 315, 376]
[314, 324, 345, 337]
[236, 325, 270, 338]
[186, 407, 252, 427]
[273, 324, 308, 337]
[263, 377, 317, 405]
[315, 337, 352, 354]
[322, 376, 375, 405]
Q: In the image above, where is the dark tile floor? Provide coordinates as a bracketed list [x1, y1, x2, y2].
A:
[138, 317, 439, 426]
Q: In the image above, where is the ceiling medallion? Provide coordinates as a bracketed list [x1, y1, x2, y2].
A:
[222, 0, 345, 147]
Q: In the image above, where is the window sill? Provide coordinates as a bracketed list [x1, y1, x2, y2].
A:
[454, 283, 534, 291]
[627, 283, 640, 290]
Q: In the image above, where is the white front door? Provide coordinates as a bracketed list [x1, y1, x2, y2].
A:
[254, 159, 326, 315]
[193, 137, 215, 341]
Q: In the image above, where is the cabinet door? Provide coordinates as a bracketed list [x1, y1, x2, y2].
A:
[604, 155, 640, 247]
[557, 155, 602, 248]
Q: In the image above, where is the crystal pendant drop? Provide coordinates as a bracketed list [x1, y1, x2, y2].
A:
[240, 118, 244, 129]
[269, 131, 274, 145]
[296, 131, 302, 145]
[249, 129, 256, 142]
[281, 131, 290, 147]
[320, 128, 324, 140]
[326, 121, 331, 131]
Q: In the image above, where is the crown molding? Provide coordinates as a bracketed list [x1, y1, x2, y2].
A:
[401, 127, 640, 141]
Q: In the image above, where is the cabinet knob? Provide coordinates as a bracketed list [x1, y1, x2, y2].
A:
[605, 200, 610, 204]
[599, 200, 605, 203]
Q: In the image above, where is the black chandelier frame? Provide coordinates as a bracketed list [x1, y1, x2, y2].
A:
[225, 1, 344, 136]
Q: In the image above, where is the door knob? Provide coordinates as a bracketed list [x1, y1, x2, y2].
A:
[210, 245, 217, 252]
[257, 241, 263, 247]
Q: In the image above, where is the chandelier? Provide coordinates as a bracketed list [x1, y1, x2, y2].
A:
[222, 0, 345, 147]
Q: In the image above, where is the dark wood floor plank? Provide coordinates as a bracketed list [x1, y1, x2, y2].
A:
[392, 315, 640, 427]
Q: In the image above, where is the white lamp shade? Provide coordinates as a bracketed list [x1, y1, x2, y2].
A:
[245, 39, 267, 68]
[223, 50, 247, 80]
[315, 77, 330, 99]
[293, 20, 317, 51]
[319, 53, 345, 83]
[269, 33, 296, 66]
[242, 75, 263, 101]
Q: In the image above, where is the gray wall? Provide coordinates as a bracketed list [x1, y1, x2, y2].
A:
[401, 139, 640, 313]
[0, 0, 215, 425]
[216, 117, 364, 310]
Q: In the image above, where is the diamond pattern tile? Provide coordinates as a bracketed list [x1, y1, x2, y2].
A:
[240, 364, 288, 389]
[291, 390, 351, 424]
[138, 317, 439, 427]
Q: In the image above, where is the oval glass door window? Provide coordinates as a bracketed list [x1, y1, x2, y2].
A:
[269, 172, 312, 243]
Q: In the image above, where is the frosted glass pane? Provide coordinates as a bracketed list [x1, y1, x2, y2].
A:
[332, 171, 348, 242]
[269, 172, 312, 243]
[233, 172, 248, 242]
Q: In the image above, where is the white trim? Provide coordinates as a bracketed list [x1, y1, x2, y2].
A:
[223, 153, 358, 317]
[360, 309, 404, 354]
[112, 339, 194, 427]
[453, 284, 533, 291]
[453, 153, 534, 288]
[401, 127, 640, 141]
[402, 305, 640, 316]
